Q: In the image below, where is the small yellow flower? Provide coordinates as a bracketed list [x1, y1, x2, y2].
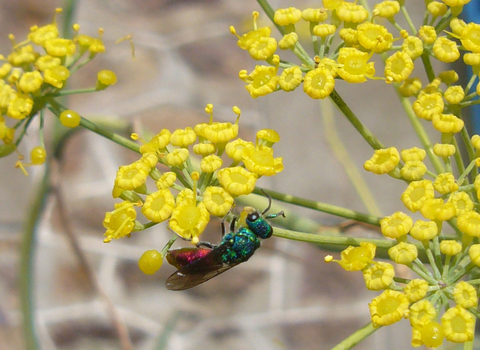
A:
[169, 200, 210, 243]
[243, 145, 283, 176]
[302, 8, 328, 22]
[357, 22, 393, 53]
[141, 189, 175, 223]
[410, 219, 438, 241]
[363, 147, 400, 175]
[420, 198, 456, 221]
[138, 249, 163, 275]
[8, 45, 38, 66]
[233, 26, 271, 51]
[337, 47, 375, 83]
[460, 22, 480, 53]
[7, 93, 33, 120]
[380, 212, 413, 239]
[335, 242, 376, 271]
[373, 1, 400, 18]
[401, 180, 435, 212]
[369, 290, 409, 327]
[44, 65, 70, 88]
[427, 1, 448, 17]
[115, 162, 150, 191]
[453, 281, 478, 309]
[217, 166, 257, 196]
[384, 51, 414, 83]
[44, 38, 76, 57]
[475, 174, 480, 200]
[444, 85, 465, 104]
[18, 71, 44, 93]
[203, 108, 240, 145]
[418, 25, 437, 45]
[278, 32, 298, 50]
[140, 129, 170, 154]
[450, 17, 467, 37]
[278, 66, 303, 92]
[192, 142, 216, 156]
[256, 129, 280, 147]
[248, 37, 277, 60]
[412, 92, 444, 121]
[440, 240, 462, 256]
[29, 23, 59, 46]
[438, 70, 459, 85]
[103, 201, 137, 243]
[433, 37, 460, 63]
[313, 24, 337, 38]
[139, 152, 158, 169]
[457, 211, 480, 237]
[303, 67, 335, 99]
[400, 161, 427, 181]
[225, 138, 254, 162]
[200, 154, 223, 173]
[449, 191, 474, 217]
[388, 242, 418, 265]
[469, 244, 480, 266]
[399, 78, 422, 97]
[165, 148, 189, 168]
[170, 127, 196, 147]
[323, 0, 343, 10]
[336, 3, 368, 23]
[363, 262, 395, 290]
[339, 28, 358, 46]
[0, 63, 12, 78]
[433, 143, 456, 157]
[156, 172, 177, 190]
[404, 279, 429, 303]
[202, 186, 234, 217]
[401, 36, 424, 60]
[441, 306, 475, 343]
[433, 172, 458, 194]
[241, 65, 279, 98]
[273, 7, 302, 26]
[401, 147, 426, 162]
[432, 113, 464, 134]
[409, 299, 437, 327]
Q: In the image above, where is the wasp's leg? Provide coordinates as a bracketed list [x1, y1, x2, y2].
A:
[265, 211, 285, 220]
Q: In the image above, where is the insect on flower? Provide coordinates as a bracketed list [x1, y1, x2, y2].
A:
[165, 192, 285, 291]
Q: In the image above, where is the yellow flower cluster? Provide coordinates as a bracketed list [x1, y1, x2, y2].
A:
[103, 104, 283, 245]
[306, 1, 480, 346]
[0, 9, 116, 174]
[231, 0, 480, 110]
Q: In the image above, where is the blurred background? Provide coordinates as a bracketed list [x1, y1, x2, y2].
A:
[0, 0, 468, 349]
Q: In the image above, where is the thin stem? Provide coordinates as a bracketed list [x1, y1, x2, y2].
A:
[400, 4, 417, 35]
[253, 187, 382, 226]
[331, 322, 378, 350]
[56, 87, 97, 96]
[329, 89, 384, 150]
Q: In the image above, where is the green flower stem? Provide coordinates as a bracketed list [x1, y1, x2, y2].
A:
[20, 166, 50, 350]
[400, 4, 417, 35]
[253, 187, 382, 226]
[467, 279, 480, 285]
[329, 89, 384, 150]
[331, 322, 378, 350]
[434, 10, 452, 33]
[421, 52, 435, 82]
[320, 100, 382, 217]
[397, 94, 444, 174]
[160, 235, 178, 257]
[47, 103, 141, 154]
[424, 242, 441, 279]
[465, 74, 478, 95]
[256, 0, 314, 68]
[411, 259, 438, 285]
[459, 126, 477, 180]
[446, 262, 476, 285]
[56, 87, 98, 96]
[393, 277, 411, 284]
[460, 100, 480, 108]
[457, 158, 477, 187]
[452, 136, 467, 180]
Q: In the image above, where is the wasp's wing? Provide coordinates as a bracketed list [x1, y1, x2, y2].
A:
[165, 262, 240, 291]
[165, 245, 240, 291]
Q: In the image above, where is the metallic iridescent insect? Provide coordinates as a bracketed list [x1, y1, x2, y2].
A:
[165, 194, 285, 291]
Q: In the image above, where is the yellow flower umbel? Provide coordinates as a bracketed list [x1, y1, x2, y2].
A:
[337, 47, 375, 83]
[441, 306, 475, 343]
[0, 8, 117, 174]
[328, 242, 376, 271]
[103, 202, 138, 243]
[242, 130, 284, 177]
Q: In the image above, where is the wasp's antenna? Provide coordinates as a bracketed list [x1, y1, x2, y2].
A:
[230, 217, 237, 233]
[261, 189, 272, 215]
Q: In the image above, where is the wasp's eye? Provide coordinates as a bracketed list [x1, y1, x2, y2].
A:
[247, 212, 259, 222]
